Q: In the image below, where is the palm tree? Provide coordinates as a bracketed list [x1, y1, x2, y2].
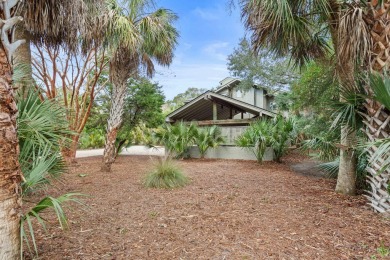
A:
[323, 1, 390, 211]
[0, 1, 102, 258]
[240, 0, 359, 194]
[101, 0, 178, 172]
[240, 0, 390, 210]
[364, 73, 390, 213]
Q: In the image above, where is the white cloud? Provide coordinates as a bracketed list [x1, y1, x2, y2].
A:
[202, 42, 230, 61]
[192, 7, 219, 20]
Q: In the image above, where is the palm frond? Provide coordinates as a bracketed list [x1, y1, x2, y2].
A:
[240, 0, 330, 67]
[21, 0, 106, 53]
[21, 194, 84, 258]
[337, 5, 371, 68]
[330, 83, 365, 132]
[370, 72, 390, 110]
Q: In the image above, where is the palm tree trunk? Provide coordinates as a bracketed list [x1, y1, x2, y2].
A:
[13, 26, 34, 89]
[335, 129, 357, 195]
[364, 0, 390, 213]
[328, 11, 358, 195]
[0, 46, 22, 260]
[101, 82, 127, 172]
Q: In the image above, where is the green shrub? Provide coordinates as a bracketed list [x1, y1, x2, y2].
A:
[194, 125, 225, 158]
[271, 115, 294, 162]
[79, 128, 105, 149]
[236, 119, 273, 163]
[154, 122, 197, 158]
[17, 90, 82, 258]
[236, 116, 294, 163]
[144, 157, 188, 189]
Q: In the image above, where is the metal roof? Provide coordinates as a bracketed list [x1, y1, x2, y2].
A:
[166, 91, 276, 122]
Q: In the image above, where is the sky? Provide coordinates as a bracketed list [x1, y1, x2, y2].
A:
[153, 1, 246, 100]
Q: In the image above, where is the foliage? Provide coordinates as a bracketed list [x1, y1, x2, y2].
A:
[17, 90, 70, 193]
[236, 119, 273, 163]
[227, 38, 297, 92]
[240, 0, 332, 68]
[301, 134, 339, 162]
[236, 116, 294, 163]
[164, 87, 208, 114]
[144, 157, 188, 189]
[20, 194, 83, 257]
[194, 126, 225, 158]
[130, 123, 155, 145]
[291, 60, 339, 114]
[318, 148, 369, 190]
[17, 90, 81, 257]
[83, 78, 165, 150]
[154, 122, 198, 159]
[79, 129, 106, 149]
[368, 73, 390, 176]
[271, 116, 295, 162]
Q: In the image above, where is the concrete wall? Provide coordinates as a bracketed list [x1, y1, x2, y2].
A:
[220, 126, 248, 145]
[187, 146, 274, 161]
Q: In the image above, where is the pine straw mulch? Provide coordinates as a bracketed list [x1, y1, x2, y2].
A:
[24, 152, 390, 260]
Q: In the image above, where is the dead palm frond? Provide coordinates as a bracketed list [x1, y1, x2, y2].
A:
[338, 5, 372, 69]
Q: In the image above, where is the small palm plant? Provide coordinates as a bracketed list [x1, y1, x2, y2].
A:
[270, 116, 294, 162]
[236, 119, 273, 163]
[155, 122, 197, 158]
[144, 156, 188, 189]
[17, 90, 83, 258]
[194, 126, 225, 159]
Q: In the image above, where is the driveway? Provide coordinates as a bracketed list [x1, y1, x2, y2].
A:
[76, 145, 165, 158]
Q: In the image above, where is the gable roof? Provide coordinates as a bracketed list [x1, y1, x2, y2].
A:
[166, 91, 276, 122]
[215, 77, 270, 95]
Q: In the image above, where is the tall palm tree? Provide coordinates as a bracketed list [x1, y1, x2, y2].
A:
[101, 0, 178, 172]
[240, 0, 390, 211]
[240, 0, 358, 195]
[0, 1, 103, 258]
[324, 1, 390, 212]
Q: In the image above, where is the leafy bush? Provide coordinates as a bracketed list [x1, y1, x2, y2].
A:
[236, 119, 273, 163]
[236, 116, 294, 163]
[17, 90, 82, 257]
[271, 116, 294, 162]
[154, 122, 197, 158]
[194, 125, 225, 158]
[79, 128, 105, 149]
[144, 157, 188, 189]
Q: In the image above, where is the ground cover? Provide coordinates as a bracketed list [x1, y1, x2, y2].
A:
[25, 153, 390, 259]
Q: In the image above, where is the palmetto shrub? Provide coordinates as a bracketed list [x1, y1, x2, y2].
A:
[154, 122, 197, 158]
[144, 157, 188, 189]
[17, 90, 82, 257]
[236, 119, 273, 163]
[236, 116, 294, 163]
[194, 125, 225, 158]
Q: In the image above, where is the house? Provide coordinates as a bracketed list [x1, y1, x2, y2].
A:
[166, 77, 276, 124]
[165, 77, 277, 161]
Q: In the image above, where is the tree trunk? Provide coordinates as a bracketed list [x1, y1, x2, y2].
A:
[335, 129, 357, 195]
[328, 13, 358, 195]
[364, 0, 390, 213]
[0, 46, 22, 260]
[62, 134, 80, 163]
[13, 26, 34, 89]
[101, 82, 127, 172]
